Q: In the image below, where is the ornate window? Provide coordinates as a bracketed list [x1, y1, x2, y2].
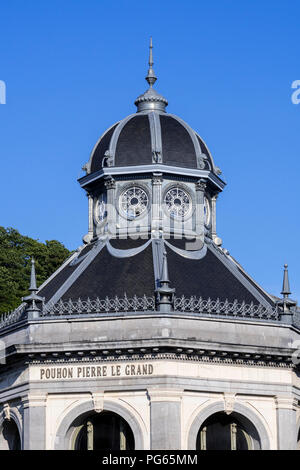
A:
[197, 413, 252, 450]
[164, 187, 192, 219]
[74, 412, 134, 450]
[96, 193, 107, 222]
[204, 196, 210, 226]
[119, 186, 149, 220]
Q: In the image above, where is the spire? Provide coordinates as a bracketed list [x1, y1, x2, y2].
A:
[145, 37, 157, 87]
[277, 263, 297, 321]
[135, 38, 168, 112]
[22, 258, 44, 318]
[281, 264, 291, 298]
[155, 250, 175, 312]
[160, 250, 170, 287]
[29, 258, 37, 292]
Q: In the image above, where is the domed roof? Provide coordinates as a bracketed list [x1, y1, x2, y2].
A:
[85, 39, 221, 177]
[87, 112, 217, 174]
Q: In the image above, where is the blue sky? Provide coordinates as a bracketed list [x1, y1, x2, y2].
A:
[0, 0, 299, 300]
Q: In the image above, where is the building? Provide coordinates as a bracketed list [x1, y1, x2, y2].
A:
[0, 40, 300, 451]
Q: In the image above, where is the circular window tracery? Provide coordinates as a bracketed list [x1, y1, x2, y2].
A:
[120, 186, 149, 220]
[164, 187, 192, 219]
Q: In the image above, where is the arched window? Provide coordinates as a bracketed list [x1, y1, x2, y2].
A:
[73, 411, 134, 450]
[0, 419, 21, 450]
[197, 412, 253, 450]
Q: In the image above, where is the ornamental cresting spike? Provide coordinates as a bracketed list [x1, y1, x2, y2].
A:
[22, 258, 44, 319]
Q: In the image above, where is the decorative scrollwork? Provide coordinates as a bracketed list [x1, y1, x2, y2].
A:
[0, 294, 285, 329]
[173, 296, 280, 320]
[42, 295, 155, 316]
[0, 304, 26, 329]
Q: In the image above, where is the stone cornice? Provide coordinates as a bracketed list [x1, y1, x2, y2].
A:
[7, 346, 296, 370]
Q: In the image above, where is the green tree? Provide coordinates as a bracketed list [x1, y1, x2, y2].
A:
[0, 227, 71, 314]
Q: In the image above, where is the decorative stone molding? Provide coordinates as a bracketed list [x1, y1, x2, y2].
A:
[21, 394, 47, 409]
[196, 178, 207, 192]
[3, 403, 10, 421]
[196, 155, 207, 170]
[147, 389, 183, 402]
[103, 150, 113, 167]
[104, 176, 116, 190]
[152, 150, 162, 164]
[152, 172, 163, 185]
[223, 393, 236, 415]
[24, 346, 295, 369]
[92, 392, 104, 413]
[275, 397, 298, 410]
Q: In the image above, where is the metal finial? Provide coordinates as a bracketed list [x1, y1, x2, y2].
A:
[281, 263, 291, 298]
[135, 38, 168, 112]
[149, 37, 153, 66]
[146, 37, 157, 88]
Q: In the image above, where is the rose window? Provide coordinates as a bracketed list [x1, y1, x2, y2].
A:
[164, 187, 192, 218]
[120, 186, 149, 219]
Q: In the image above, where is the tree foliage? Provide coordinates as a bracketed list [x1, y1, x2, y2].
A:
[0, 227, 71, 314]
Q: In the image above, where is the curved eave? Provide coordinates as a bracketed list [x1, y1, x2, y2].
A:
[78, 164, 226, 192]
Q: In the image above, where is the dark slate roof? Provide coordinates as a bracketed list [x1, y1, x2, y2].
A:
[61, 242, 154, 300]
[166, 238, 275, 307]
[38, 243, 95, 302]
[160, 115, 197, 168]
[166, 245, 262, 305]
[115, 115, 152, 167]
[87, 112, 215, 174]
[38, 237, 275, 309]
[90, 123, 119, 173]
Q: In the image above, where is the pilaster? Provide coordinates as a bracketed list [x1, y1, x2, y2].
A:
[211, 193, 218, 241]
[148, 389, 182, 450]
[275, 396, 298, 450]
[21, 394, 47, 450]
[88, 194, 94, 239]
[151, 173, 163, 236]
[195, 178, 206, 240]
[104, 176, 117, 238]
